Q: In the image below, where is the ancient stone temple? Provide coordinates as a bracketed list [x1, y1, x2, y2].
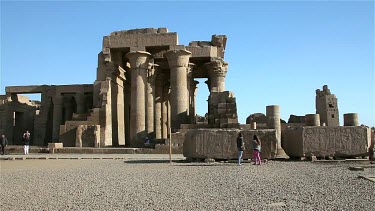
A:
[1, 28, 371, 160]
[0, 28, 239, 148]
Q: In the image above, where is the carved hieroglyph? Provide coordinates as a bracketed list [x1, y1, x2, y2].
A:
[283, 126, 371, 157]
[183, 129, 278, 160]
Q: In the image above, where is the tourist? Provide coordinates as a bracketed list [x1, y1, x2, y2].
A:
[0, 134, 8, 155]
[236, 132, 245, 165]
[253, 135, 261, 165]
[23, 130, 31, 155]
[144, 136, 151, 148]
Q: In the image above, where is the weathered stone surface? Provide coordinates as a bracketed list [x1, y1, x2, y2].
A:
[183, 129, 277, 160]
[76, 125, 100, 147]
[282, 126, 371, 157]
[316, 85, 339, 126]
[48, 143, 63, 149]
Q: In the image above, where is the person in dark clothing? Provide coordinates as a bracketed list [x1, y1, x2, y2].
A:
[0, 134, 8, 155]
[236, 132, 245, 165]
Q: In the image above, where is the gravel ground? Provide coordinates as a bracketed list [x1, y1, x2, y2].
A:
[0, 159, 374, 210]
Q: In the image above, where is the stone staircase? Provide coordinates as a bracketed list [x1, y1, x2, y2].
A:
[59, 108, 100, 147]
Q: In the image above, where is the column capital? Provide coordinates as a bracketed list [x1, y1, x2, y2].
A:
[205, 58, 228, 77]
[204, 79, 211, 90]
[164, 49, 192, 68]
[192, 80, 199, 88]
[126, 51, 152, 69]
[147, 63, 159, 79]
[187, 63, 195, 75]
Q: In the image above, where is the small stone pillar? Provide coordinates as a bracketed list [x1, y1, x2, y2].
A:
[266, 105, 281, 150]
[305, 114, 321, 126]
[126, 51, 152, 146]
[344, 113, 359, 126]
[164, 49, 192, 129]
[52, 95, 63, 141]
[250, 122, 257, 129]
[75, 92, 86, 114]
[205, 58, 228, 92]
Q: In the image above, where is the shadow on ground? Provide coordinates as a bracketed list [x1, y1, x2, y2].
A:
[124, 160, 187, 164]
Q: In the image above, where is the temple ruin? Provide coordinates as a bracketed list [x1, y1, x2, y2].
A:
[0, 28, 372, 160]
[0, 28, 240, 148]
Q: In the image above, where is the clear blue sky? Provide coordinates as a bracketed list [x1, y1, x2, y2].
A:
[1, 0, 374, 126]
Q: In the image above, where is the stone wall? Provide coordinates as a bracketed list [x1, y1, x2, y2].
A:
[282, 126, 371, 157]
[207, 92, 239, 128]
[76, 125, 100, 147]
[183, 129, 277, 160]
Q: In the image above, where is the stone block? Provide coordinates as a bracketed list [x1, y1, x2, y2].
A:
[227, 123, 240, 129]
[76, 125, 100, 148]
[217, 103, 227, 109]
[217, 108, 227, 115]
[185, 46, 217, 58]
[183, 129, 277, 160]
[60, 127, 77, 147]
[282, 126, 371, 158]
[157, 28, 168, 33]
[108, 33, 178, 48]
[226, 103, 236, 110]
[227, 108, 237, 113]
[48, 143, 63, 149]
[226, 97, 236, 103]
[225, 113, 237, 118]
[220, 118, 229, 124]
[188, 41, 199, 47]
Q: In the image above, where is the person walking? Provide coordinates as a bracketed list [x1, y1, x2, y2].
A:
[0, 134, 8, 155]
[23, 130, 31, 155]
[253, 135, 261, 165]
[236, 132, 245, 166]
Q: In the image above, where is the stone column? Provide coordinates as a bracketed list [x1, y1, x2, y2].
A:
[266, 105, 281, 150]
[52, 95, 63, 142]
[113, 66, 126, 146]
[186, 63, 195, 121]
[190, 80, 199, 123]
[75, 92, 86, 114]
[344, 113, 359, 126]
[205, 58, 228, 92]
[63, 96, 73, 121]
[305, 114, 320, 126]
[154, 72, 164, 140]
[164, 49, 192, 129]
[99, 78, 112, 147]
[146, 63, 157, 139]
[162, 83, 169, 139]
[126, 51, 152, 146]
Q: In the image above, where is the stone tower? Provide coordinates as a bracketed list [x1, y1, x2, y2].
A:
[315, 85, 339, 126]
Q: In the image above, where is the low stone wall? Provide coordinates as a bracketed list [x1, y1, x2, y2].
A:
[282, 126, 371, 158]
[75, 125, 100, 147]
[183, 129, 277, 160]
